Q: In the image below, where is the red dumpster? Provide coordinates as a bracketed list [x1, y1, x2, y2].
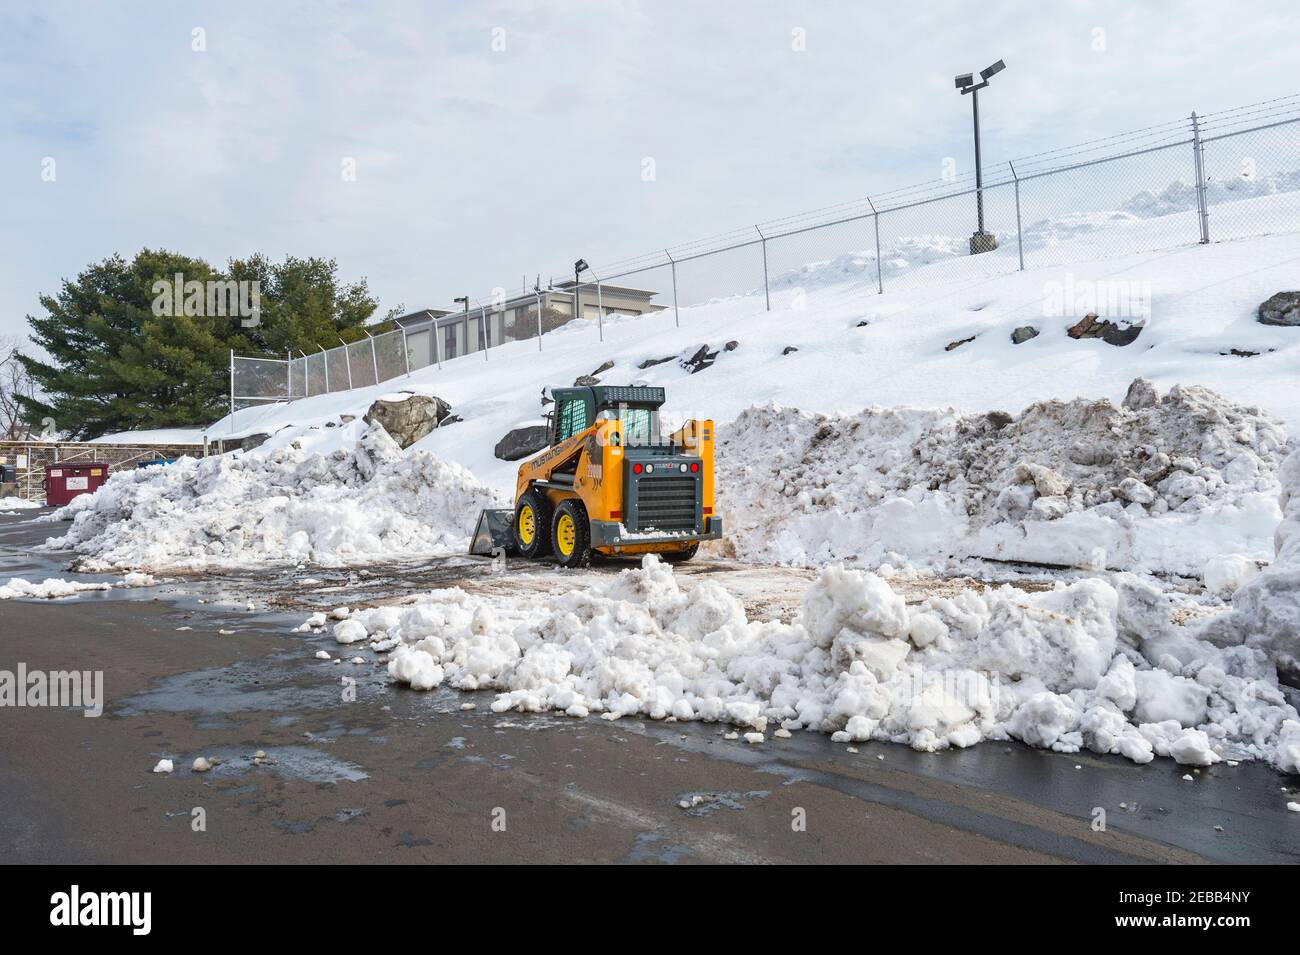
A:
[45, 463, 110, 507]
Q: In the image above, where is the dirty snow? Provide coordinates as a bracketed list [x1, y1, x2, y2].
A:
[715, 379, 1289, 576]
[319, 554, 1299, 772]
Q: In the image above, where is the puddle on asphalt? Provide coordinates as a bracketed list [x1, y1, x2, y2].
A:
[675, 790, 770, 817]
[621, 831, 694, 864]
[179, 745, 368, 784]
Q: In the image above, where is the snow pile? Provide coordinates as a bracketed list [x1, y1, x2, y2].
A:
[771, 235, 965, 291]
[327, 554, 1299, 770]
[1124, 169, 1300, 218]
[1200, 448, 1300, 683]
[0, 498, 42, 512]
[714, 380, 1289, 575]
[0, 577, 113, 599]
[48, 420, 502, 571]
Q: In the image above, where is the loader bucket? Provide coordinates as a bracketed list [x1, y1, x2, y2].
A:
[468, 508, 517, 556]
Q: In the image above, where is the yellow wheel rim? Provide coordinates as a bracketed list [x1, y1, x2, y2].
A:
[518, 505, 535, 545]
[556, 513, 576, 557]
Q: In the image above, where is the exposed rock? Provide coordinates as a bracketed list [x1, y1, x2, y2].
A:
[1117, 476, 1156, 505]
[945, 335, 976, 352]
[363, 393, 453, 449]
[1257, 291, 1300, 326]
[495, 424, 550, 461]
[856, 320, 870, 328]
[590, 359, 615, 376]
[782, 346, 799, 355]
[573, 375, 601, 386]
[637, 355, 676, 370]
[1010, 325, 1039, 344]
[985, 411, 1013, 431]
[1122, 378, 1159, 411]
[240, 433, 269, 452]
[1069, 442, 1116, 467]
[681, 344, 719, 373]
[724, 340, 740, 352]
[1014, 462, 1071, 497]
[340, 414, 355, 424]
[1067, 312, 1143, 346]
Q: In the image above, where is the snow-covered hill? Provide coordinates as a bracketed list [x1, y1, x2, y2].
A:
[142, 191, 1300, 493]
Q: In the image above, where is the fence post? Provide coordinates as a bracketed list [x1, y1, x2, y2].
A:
[369, 333, 380, 384]
[594, 276, 605, 341]
[756, 226, 771, 311]
[286, 350, 292, 399]
[480, 304, 489, 361]
[535, 290, 544, 350]
[320, 345, 330, 392]
[868, 198, 883, 295]
[1191, 111, 1210, 244]
[229, 349, 235, 434]
[403, 325, 414, 376]
[341, 338, 353, 389]
[301, 350, 310, 397]
[665, 250, 680, 326]
[1009, 161, 1025, 271]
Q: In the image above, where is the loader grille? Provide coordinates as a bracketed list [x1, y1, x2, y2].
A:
[632, 474, 699, 532]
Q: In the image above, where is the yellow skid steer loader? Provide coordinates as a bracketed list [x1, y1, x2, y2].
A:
[469, 385, 723, 567]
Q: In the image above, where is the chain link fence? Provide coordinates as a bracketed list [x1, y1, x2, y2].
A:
[231, 93, 1300, 423]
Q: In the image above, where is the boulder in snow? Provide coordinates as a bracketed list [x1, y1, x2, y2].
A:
[363, 393, 453, 449]
[681, 344, 719, 373]
[1257, 291, 1300, 327]
[495, 424, 550, 461]
[1010, 325, 1039, 344]
[1067, 313, 1143, 346]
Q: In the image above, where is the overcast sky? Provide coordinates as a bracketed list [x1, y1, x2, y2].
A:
[1, 0, 1294, 341]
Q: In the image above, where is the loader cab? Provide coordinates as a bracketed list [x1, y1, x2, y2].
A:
[548, 385, 666, 447]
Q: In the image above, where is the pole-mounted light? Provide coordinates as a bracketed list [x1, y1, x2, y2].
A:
[574, 259, 589, 323]
[955, 59, 1006, 255]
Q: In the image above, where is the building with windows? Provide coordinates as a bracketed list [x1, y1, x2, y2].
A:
[388, 282, 664, 366]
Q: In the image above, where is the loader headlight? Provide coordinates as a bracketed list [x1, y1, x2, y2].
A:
[645, 464, 654, 474]
[679, 463, 688, 473]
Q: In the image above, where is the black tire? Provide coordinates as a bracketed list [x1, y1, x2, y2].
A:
[661, 542, 700, 563]
[551, 499, 591, 568]
[514, 488, 553, 559]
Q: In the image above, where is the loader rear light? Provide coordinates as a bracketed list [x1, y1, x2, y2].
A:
[690, 462, 699, 472]
[610, 510, 622, 520]
[703, 507, 712, 515]
[632, 463, 643, 474]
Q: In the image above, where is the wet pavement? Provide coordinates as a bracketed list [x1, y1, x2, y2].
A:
[1, 509, 1297, 864]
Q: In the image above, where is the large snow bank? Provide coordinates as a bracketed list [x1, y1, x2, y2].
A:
[47, 420, 502, 571]
[714, 379, 1289, 576]
[1200, 448, 1300, 683]
[1125, 169, 1300, 218]
[330, 554, 1299, 771]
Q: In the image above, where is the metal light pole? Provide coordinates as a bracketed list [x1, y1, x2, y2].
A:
[454, 295, 469, 357]
[955, 59, 1005, 255]
[574, 258, 588, 328]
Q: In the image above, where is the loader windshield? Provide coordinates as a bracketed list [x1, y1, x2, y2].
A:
[598, 404, 659, 444]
